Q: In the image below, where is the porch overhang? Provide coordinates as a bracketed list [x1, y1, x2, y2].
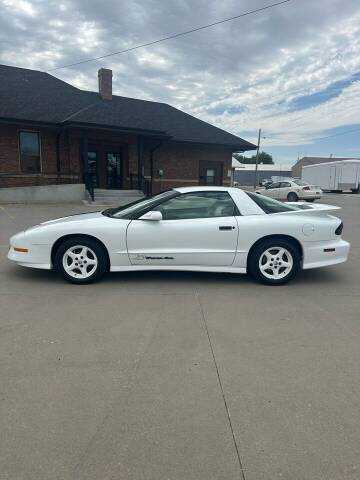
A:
[63, 121, 172, 140]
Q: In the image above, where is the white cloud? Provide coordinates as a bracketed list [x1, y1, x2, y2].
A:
[0, 0, 360, 150]
[2, 0, 36, 16]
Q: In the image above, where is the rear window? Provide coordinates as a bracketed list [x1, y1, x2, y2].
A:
[246, 191, 300, 214]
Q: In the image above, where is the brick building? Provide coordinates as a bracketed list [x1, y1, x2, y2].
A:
[0, 64, 256, 198]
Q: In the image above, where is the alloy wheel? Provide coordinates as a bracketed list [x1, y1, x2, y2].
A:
[62, 245, 98, 280]
[259, 247, 293, 280]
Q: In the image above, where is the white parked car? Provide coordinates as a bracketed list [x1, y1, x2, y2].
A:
[8, 187, 349, 285]
[257, 179, 323, 202]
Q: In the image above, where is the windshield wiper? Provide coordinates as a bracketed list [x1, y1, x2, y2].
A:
[102, 208, 115, 217]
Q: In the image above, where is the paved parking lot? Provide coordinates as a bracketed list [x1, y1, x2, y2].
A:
[0, 194, 359, 480]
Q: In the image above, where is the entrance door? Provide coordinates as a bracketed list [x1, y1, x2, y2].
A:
[199, 161, 223, 186]
[106, 152, 122, 189]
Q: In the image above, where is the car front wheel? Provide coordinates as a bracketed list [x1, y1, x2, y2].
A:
[248, 239, 301, 285]
[54, 237, 108, 284]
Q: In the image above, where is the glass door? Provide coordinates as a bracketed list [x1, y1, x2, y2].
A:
[106, 152, 122, 189]
[88, 151, 98, 187]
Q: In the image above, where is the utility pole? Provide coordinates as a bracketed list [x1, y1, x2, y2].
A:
[254, 128, 261, 189]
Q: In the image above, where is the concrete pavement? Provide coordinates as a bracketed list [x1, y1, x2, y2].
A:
[0, 194, 359, 479]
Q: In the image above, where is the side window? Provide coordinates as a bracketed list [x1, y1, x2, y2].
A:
[19, 131, 41, 173]
[267, 182, 280, 189]
[280, 182, 291, 188]
[153, 191, 237, 220]
[205, 169, 215, 185]
[246, 192, 300, 213]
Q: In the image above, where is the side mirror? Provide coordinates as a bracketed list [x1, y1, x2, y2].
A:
[139, 210, 163, 221]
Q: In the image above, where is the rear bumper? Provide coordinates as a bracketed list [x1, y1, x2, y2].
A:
[298, 191, 322, 200]
[302, 239, 350, 270]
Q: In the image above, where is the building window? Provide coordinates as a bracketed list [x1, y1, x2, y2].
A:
[205, 168, 215, 185]
[19, 131, 41, 173]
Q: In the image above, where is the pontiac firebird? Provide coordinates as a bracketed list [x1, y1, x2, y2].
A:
[8, 187, 350, 285]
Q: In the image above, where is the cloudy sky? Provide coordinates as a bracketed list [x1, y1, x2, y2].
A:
[1, 0, 360, 163]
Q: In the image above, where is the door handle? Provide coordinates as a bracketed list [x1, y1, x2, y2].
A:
[219, 226, 235, 230]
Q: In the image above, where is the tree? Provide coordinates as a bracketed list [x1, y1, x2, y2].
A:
[257, 151, 274, 164]
[233, 151, 274, 165]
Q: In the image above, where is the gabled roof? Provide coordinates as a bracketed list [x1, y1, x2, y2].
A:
[0, 64, 256, 150]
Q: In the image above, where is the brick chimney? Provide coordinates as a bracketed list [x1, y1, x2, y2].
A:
[98, 68, 112, 100]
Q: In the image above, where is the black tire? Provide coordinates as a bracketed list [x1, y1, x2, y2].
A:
[248, 238, 301, 285]
[54, 236, 108, 284]
[287, 192, 298, 202]
[305, 199, 315, 202]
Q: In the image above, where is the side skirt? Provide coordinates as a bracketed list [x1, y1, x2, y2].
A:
[110, 265, 247, 274]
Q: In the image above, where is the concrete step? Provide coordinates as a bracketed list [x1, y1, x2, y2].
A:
[94, 189, 143, 197]
[84, 189, 145, 206]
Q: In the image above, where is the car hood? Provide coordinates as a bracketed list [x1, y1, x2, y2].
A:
[25, 211, 104, 231]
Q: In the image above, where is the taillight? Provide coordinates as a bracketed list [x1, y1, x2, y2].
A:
[335, 222, 343, 235]
[302, 186, 311, 191]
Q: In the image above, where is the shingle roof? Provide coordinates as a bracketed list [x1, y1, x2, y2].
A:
[0, 64, 256, 150]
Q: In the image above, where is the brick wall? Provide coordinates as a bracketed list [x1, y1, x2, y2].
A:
[145, 141, 232, 193]
[1, 123, 233, 191]
[0, 124, 79, 187]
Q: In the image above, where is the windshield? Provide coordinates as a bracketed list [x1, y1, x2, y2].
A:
[246, 191, 301, 214]
[102, 190, 178, 219]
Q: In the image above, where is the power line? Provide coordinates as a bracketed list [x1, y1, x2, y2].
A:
[48, 0, 292, 72]
[267, 126, 360, 147]
[314, 126, 360, 142]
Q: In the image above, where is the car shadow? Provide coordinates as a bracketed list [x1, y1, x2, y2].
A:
[4, 263, 347, 289]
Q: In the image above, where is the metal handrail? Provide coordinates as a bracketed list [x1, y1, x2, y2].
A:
[84, 173, 94, 202]
[130, 173, 151, 196]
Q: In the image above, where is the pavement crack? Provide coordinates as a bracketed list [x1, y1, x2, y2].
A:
[197, 294, 246, 480]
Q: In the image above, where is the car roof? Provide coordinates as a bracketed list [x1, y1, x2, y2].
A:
[174, 186, 239, 194]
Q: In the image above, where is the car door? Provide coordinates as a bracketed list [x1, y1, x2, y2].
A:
[126, 191, 239, 267]
[264, 182, 281, 198]
[279, 181, 292, 200]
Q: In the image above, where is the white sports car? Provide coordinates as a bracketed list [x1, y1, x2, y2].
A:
[8, 187, 350, 285]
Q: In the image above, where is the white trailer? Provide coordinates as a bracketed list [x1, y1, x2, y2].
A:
[302, 160, 360, 192]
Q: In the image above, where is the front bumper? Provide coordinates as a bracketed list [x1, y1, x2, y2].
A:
[7, 232, 52, 270]
[302, 239, 350, 270]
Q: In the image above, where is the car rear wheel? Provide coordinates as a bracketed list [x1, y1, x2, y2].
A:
[54, 237, 108, 284]
[287, 192, 298, 202]
[248, 239, 301, 285]
[305, 199, 315, 202]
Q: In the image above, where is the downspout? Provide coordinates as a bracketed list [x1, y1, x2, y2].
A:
[137, 136, 144, 191]
[150, 142, 162, 196]
[56, 129, 62, 184]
